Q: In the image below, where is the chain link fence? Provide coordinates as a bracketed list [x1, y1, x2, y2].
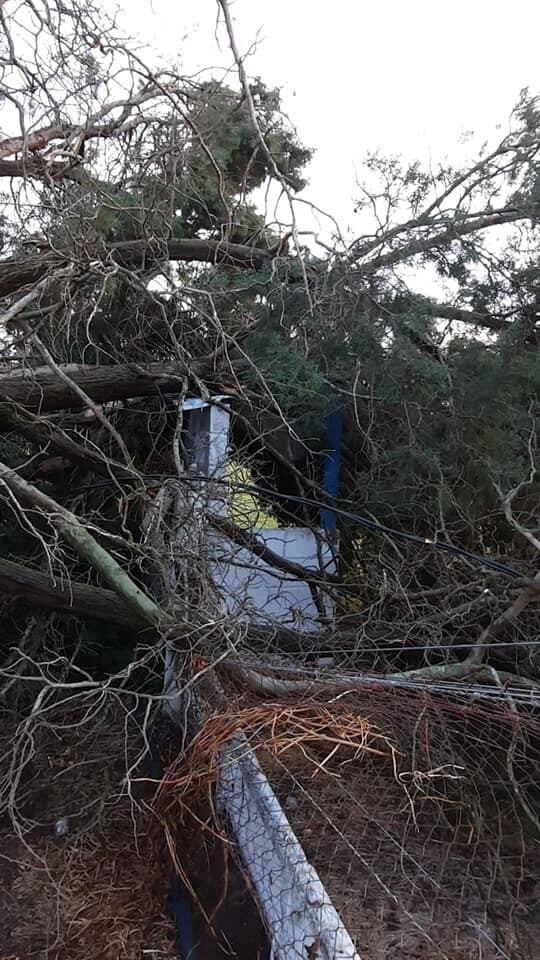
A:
[164, 677, 540, 960]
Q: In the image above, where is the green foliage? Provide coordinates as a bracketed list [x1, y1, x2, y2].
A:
[351, 329, 538, 543]
[250, 333, 328, 419]
[5, 66, 540, 684]
[175, 80, 310, 238]
[86, 81, 311, 246]
[242, 267, 539, 551]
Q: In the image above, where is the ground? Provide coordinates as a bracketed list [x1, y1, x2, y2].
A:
[2, 685, 539, 960]
[0, 705, 268, 960]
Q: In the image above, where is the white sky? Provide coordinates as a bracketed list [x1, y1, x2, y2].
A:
[126, 0, 540, 238]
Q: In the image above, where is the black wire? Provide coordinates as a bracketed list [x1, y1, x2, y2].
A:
[232, 482, 524, 580]
[272, 638, 540, 654]
[72, 472, 525, 581]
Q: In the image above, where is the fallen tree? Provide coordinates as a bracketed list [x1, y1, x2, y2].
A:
[0, 557, 146, 629]
[0, 0, 539, 727]
[0, 360, 236, 414]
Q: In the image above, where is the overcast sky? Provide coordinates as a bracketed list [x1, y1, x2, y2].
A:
[127, 1, 540, 239]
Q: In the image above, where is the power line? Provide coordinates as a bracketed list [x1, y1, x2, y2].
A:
[252, 638, 540, 655]
[73, 471, 527, 581]
[178, 474, 526, 581]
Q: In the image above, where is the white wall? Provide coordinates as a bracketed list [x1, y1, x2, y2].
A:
[181, 398, 337, 632]
[209, 527, 336, 632]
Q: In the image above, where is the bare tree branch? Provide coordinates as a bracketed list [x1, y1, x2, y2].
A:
[0, 238, 274, 300]
[0, 158, 84, 181]
[358, 207, 539, 274]
[414, 299, 513, 332]
[208, 512, 339, 589]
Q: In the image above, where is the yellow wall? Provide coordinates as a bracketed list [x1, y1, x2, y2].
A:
[227, 461, 279, 530]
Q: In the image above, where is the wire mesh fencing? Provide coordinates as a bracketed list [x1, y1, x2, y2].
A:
[163, 678, 540, 960]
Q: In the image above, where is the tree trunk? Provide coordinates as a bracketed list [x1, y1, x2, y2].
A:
[0, 557, 147, 629]
[0, 359, 231, 415]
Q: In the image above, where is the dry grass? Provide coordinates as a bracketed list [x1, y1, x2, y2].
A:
[0, 808, 176, 960]
[0, 703, 176, 960]
[159, 699, 398, 799]
[3, 681, 539, 960]
[253, 689, 540, 960]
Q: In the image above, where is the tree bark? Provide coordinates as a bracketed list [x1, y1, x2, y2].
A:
[0, 239, 521, 334]
[361, 208, 535, 274]
[0, 159, 84, 181]
[0, 360, 226, 415]
[422, 301, 511, 332]
[0, 459, 163, 626]
[0, 555, 340, 658]
[0, 557, 146, 629]
[111, 237, 273, 270]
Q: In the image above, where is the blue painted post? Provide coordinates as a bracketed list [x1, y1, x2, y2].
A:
[321, 401, 342, 532]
